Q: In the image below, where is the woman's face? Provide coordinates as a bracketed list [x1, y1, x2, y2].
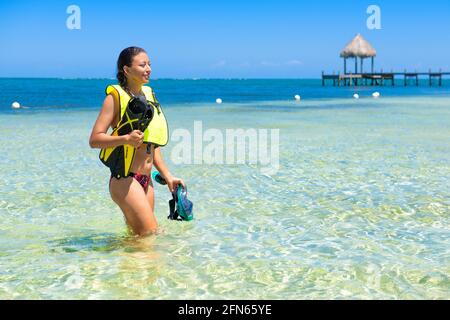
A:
[124, 52, 151, 84]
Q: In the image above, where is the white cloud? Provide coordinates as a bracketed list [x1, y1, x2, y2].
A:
[212, 60, 227, 67]
[260, 59, 303, 67]
[260, 60, 280, 67]
[286, 59, 303, 66]
[239, 62, 251, 67]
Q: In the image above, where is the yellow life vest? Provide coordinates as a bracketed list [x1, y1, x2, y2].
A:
[105, 84, 169, 146]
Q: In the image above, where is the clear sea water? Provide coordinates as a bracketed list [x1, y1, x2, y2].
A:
[0, 78, 449, 299]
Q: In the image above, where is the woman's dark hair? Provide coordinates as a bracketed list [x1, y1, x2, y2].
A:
[116, 46, 146, 90]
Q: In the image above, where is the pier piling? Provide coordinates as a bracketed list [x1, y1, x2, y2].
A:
[322, 71, 448, 87]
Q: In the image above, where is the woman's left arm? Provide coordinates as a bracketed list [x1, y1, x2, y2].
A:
[153, 147, 185, 193]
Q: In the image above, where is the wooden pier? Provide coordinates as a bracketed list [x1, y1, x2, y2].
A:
[328, 34, 449, 87]
[322, 71, 449, 87]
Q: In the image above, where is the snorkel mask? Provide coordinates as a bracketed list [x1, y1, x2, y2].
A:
[152, 171, 194, 221]
[170, 185, 194, 221]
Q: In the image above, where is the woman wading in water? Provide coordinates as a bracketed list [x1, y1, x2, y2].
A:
[89, 47, 184, 236]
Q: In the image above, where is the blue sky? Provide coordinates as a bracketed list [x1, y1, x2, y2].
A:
[0, 0, 449, 78]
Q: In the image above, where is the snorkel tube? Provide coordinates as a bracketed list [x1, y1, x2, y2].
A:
[151, 171, 167, 185]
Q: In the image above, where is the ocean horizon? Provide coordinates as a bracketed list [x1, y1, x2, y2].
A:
[2, 78, 450, 111]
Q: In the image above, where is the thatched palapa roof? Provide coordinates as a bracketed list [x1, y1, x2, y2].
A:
[340, 34, 376, 58]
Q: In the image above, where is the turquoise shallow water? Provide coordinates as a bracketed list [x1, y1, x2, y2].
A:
[0, 80, 449, 299]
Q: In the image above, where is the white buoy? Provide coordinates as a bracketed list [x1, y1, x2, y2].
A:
[372, 91, 380, 98]
[11, 101, 21, 109]
[353, 93, 360, 99]
[294, 94, 301, 101]
[216, 98, 222, 104]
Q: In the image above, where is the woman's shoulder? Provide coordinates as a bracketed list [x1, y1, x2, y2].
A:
[103, 86, 120, 115]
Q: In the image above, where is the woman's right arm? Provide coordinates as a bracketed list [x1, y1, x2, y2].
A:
[89, 94, 144, 149]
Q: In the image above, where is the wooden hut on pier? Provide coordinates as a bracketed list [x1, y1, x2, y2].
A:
[340, 33, 376, 74]
[322, 34, 449, 87]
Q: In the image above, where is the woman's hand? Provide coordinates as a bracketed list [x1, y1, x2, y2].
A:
[126, 130, 144, 148]
[166, 175, 186, 193]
